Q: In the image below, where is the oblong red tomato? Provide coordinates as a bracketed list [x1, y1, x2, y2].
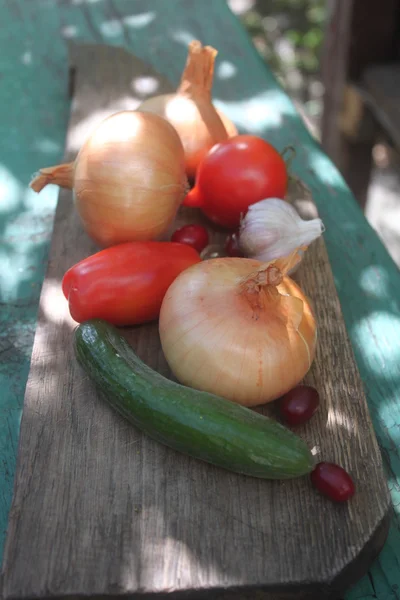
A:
[62, 242, 201, 326]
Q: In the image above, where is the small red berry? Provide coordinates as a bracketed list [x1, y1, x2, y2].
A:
[311, 462, 355, 502]
[278, 385, 319, 426]
[171, 224, 209, 253]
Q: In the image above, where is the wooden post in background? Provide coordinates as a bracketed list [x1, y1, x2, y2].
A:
[321, 0, 400, 208]
[321, 0, 354, 167]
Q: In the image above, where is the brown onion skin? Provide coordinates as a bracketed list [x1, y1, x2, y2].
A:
[138, 41, 237, 181]
[159, 257, 317, 406]
[30, 111, 188, 248]
[73, 111, 187, 247]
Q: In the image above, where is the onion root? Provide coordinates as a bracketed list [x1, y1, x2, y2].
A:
[30, 162, 74, 193]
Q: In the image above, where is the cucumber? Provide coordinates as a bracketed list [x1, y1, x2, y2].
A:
[74, 319, 314, 479]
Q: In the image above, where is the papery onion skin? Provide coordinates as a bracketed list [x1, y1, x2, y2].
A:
[159, 258, 317, 407]
[138, 40, 237, 180]
[30, 111, 187, 248]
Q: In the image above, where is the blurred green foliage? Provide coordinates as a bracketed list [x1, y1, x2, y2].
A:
[239, 0, 327, 128]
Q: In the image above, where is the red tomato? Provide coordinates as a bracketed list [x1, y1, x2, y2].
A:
[311, 462, 355, 503]
[278, 385, 320, 426]
[184, 135, 288, 229]
[171, 224, 209, 253]
[62, 242, 200, 326]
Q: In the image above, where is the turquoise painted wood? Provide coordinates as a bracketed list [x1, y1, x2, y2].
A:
[1, 1, 400, 598]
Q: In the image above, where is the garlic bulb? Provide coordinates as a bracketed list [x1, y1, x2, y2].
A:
[239, 198, 325, 262]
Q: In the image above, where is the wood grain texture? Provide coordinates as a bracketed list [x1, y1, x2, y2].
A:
[2, 2, 400, 599]
[0, 41, 391, 600]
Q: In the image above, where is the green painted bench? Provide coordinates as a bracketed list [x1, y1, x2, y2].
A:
[1, 1, 400, 598]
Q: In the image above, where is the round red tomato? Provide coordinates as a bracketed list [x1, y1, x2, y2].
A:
[184, 135, 288, 229]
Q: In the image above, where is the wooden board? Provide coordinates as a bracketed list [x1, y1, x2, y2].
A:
[1, 43, 391, 600]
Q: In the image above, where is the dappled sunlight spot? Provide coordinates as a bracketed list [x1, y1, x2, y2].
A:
[23, 185, 57, 213]
[227, 0, 256, 15]
[69, 109, 124, 152]
[112, 95, 141, 112]
[132, 76, 159, 96]
[275, 38, 296, 63]
[172, 30, 197, 47]
[33, 138, 62, 154]
[217, 61, 237, 80]
[21, 51, 32, 66]
[165, 96, 197, 123]
[326, 408, 354, 434]
[352, 311, 400, 375]
[0, 226, 54, 301]
[100, 19, 123, 37]
[123, 12, 156, 28]
[0, 164, 58, 302]
[122, 509, 229, 591]
[0, 250, 34, 301]
[39, 279, 75, 330]
[307, 147, 348, 193]
[61, 25, 78, 39]
[0, 165, 20, 210]
[100, 12, 156, 36]
[214, 89, 295, 135]
[0, 165, 58, 216]
[89, 110, 142, 147]
[359, 265, 390, 299]
[69, 103, 141, 152]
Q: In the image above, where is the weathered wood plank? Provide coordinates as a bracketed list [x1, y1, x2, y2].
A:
[4, 1, 400, 598]
[1, 42, 391, 600]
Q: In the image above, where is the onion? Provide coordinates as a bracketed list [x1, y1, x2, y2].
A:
[30, 111, 187, 248]
[138, 40, 237, 180]
[159, 251, 317, 406]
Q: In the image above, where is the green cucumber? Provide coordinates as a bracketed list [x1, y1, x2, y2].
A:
[74, 319, 314, 479]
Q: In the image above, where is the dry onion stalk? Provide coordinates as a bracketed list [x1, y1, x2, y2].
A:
[159, 249, 317, 407]
[138, 40, 237, 180]
[30, 111, 187, 248]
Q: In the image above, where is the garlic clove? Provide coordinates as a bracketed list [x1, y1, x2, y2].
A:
[239, 198, 325, 262]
